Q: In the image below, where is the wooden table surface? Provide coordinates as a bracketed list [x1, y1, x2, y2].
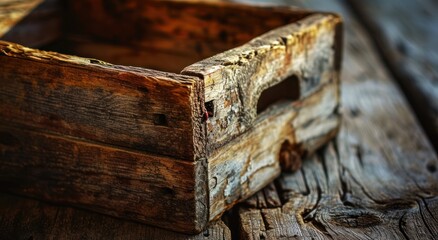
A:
[1, 0, 437, 239]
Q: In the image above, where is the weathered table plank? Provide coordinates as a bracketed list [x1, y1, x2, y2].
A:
[346, 0, 438, 151]
[235, 0, 438, 239]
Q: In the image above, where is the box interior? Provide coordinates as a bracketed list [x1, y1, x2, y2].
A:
[1, 0, 311, 73]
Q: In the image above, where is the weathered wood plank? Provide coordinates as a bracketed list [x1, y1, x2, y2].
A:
[234, 0, 438, 239]
[0, 193, 230, 240]
[0, 0, 62, 47]
[0, 123, 207, 233]
[346, 0, 438, 152]
[183, 13, 342, 154]
[240, 143, 438, 239]
[0, 1, 341, 233]
[0, 41, 204, 161]
[208, 81, 340, 220]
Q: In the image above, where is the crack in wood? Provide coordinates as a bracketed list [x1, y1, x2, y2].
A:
[399, 212, 409, 240]
[416, 199, 435, 237]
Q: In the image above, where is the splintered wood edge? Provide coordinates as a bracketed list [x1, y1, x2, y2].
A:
[0, 40, 197, 85]
[182, 13, 341, 94]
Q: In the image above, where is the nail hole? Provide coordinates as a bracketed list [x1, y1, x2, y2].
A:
[257, 75, 300, 114]
[219, 30, 228, 42]
[161, 187, 175, 196]
[153, 114, 167, 126]
[427, 163, 436, 173]
[137, 85, 148, 93]
[349, 108, 361, 117]
[205, 100, 215, 117]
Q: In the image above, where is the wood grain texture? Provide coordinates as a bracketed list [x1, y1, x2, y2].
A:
[181, 13, 342, 221]
[0, 41, 205, 161]
[0, 1, 341, 233]
[1, 0, 437, 238]
[183, 14, 342, 154]
[233, 0, 438, 239]
[346, 0, 438, 152]
[0, 123, 207, 233]
[0, 0, 342, 234]
[239, 143, 438, 239]
[0, 193, 230, 240]
[0, 0, 62, 47]
[62, 0, 311, 73]
[208, 82, 340, 220]
[0, 39, 209, 233]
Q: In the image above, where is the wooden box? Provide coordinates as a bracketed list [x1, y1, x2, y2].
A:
[0, 0, 342, 234]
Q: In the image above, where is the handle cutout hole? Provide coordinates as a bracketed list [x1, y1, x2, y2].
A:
[257, 75, 300, 114]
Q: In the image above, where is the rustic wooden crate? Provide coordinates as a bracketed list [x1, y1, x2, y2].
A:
[0, 0, 342, 234]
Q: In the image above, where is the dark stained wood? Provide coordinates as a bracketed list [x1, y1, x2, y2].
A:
[0, 39, 210, 233]
[0, 123, 208, 233]
[0, 193, 230, 240]
[64, 0, 312, 73]
[51, 39, 202, 74]
[0, 0, 62, 47]
[233, 0, 438, 239]
[346, 0, 438, 152]
[0, 41, 203, 161]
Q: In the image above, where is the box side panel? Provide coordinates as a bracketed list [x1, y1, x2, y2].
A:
[183, 14, 342, 154]
[0, 41, 200, 160]
[196, 14, 342, 220]
[0, 123, 203, 233]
